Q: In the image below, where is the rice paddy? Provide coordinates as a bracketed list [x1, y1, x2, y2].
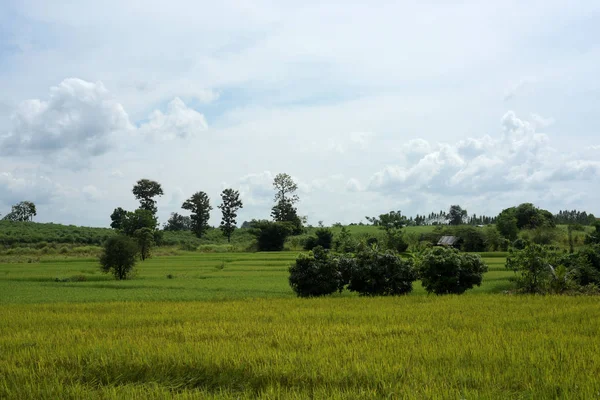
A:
[1, 252, 599, 399]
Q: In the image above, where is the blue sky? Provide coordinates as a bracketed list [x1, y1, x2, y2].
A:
[0, 0, 599, 227]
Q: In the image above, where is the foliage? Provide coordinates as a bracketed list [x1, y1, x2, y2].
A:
[182, 191, 212, 238]
[496, 203, 555, 240]
[447, 205, 467, 225]
[347, 246, 417, 296]
[218, 188, 243, 243]
[134, 227, 155, 261]
[99, 235, 138, 280]
[418, 247, 488, 295]
[554, 209, 596, 225]
[333, 226, 357, 253]
[585, 221, 600, 245]
[122, 209, 158, 236]
[2, 201, 37, 222]
[506, 244, 559, 293]
[163, 213, 192, 231]
[271, 173, 303, 234]
[132, 179, 164, 215]
[289, 246, 341, 297]
[495, 210, 519, 240]
[110, 207, 128, 230]
[366, 210, 408, 252]
[304, 228, 334, 250]
[250, 220, 294, 251]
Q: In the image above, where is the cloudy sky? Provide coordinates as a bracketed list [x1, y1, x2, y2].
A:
[1, 0, 599, 227]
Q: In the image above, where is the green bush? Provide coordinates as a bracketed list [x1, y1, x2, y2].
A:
[99, 235, 139, 280]
[303, 228, 334, 250]
[289, 247, 341, 297]
[251, 221, 293, 252]
[348, 247, 417, 296]
[418, 247, 488, 295]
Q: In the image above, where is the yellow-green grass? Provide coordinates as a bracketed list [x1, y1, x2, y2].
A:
[1, 296, 599, 399]
[0, 252, 513, 304]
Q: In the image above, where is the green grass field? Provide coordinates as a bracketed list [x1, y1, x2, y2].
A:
[1, 252, 599, 399]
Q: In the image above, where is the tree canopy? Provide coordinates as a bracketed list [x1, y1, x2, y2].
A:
[132, 179, 164, 215]
[182, 191, 212, 238]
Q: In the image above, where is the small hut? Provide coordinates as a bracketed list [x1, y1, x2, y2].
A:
[437, 236, 462, 249]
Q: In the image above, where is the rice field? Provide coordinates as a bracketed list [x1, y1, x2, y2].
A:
[1, 252, 599, 399]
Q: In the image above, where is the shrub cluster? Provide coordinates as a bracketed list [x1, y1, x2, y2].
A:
[289, 246, 487, 297]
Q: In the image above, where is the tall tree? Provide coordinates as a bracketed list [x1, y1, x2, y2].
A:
[182, 192, 212, 238]
[271, 173, 302, 233]
[110, 207, 128, 230]
[163, 213, 192, 231]
[132, 179, 164, 214]
[2, 201, 36, 222]
[447, 205, 467, 225]
[218, 188, 243, 243]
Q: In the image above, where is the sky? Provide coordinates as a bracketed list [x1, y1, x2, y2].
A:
[0, 0, 599, 227]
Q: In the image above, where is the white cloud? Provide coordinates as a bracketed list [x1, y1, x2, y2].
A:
[1, 78, 132, 158]
[368, 111, 599, 197]
[0, 171, 65, 207]
[139, 97, 208, 140]
[82, 185, 101, 201]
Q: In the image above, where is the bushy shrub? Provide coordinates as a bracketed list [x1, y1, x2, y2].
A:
[251, 221, 293, 251]
[289, 246, 341, 297]
[334, 227, 357, 253]
[506, 244, 557, 293]
[99, 235, 138, 280]
[304, 228, 334, 250]
[348, 247, 417, 296]
[418, 247, 488, 295]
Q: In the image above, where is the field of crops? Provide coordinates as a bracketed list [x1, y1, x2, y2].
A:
[1, 252, 599, 399]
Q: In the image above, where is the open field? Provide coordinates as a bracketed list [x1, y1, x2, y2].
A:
[0, 252, 510, 304]
[1, 252, 599, 399]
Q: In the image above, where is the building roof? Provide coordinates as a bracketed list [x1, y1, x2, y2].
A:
[437, 236, 461, 246]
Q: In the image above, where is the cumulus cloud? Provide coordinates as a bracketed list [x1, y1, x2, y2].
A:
[1, 78, 132, 158]
[82, 185, 101, 201]
[0, 171, 64, 206]
[139, 97, 208, 140]
[368, 111, 598, 196]
[0, 79, 210, 168]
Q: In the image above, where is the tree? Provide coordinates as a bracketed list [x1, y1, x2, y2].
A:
[447, 205, 467, 226]
[134, 227, 155, 261]
[418, 247, 488, 295]
[218, 189, 243, 243]
[506, 243, 558, 293]
[110, 207, 128, 230]
[182, 191, 212, 238]
[304, 228, 334, 250]
[250, 220, 293, 251]
[496, 208, 519, 240]
[348, 246, 417, 296]
[289, 246, 341, 297]
[163, 213, 192, 231]
[2, 201, 36, 222]
[585, 221, 600, 245]
[271, 173, 302, 234]
[122, 209, 158, 236]
[132, 179, 164, 215]
[367, 211, 408, 252]
[99, 235, 138, 280]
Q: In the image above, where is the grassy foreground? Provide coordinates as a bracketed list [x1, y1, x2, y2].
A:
[1, 252, 598, 399]
[1, 297, 599, 399]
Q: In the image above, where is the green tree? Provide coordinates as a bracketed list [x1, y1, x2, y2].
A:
[348, 246, 417, 296]
[132, 179, 164, 215]
[496, 208, 519, 240]
[585, 221, 600, 245]
[304, 227, 334, 250]
[271, 173, 302, 234]
[506, 243, 558, 293]
[182, 191, 212, 238]
[122, 209, 158, 236]
[163, 212, 192, 231]
[110, 207, 128, 230]
[289, 246, 341, 297]
[2, 201, 36, 222]
[418, 247, 488, 295]
[447, 205, 467, 226]
[134, 227, 155, 261]
[250, 220, 293, 251]
[218, 188, 243, 243]
[367, 211, 408, 252]
[99, 235, 138, 280]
